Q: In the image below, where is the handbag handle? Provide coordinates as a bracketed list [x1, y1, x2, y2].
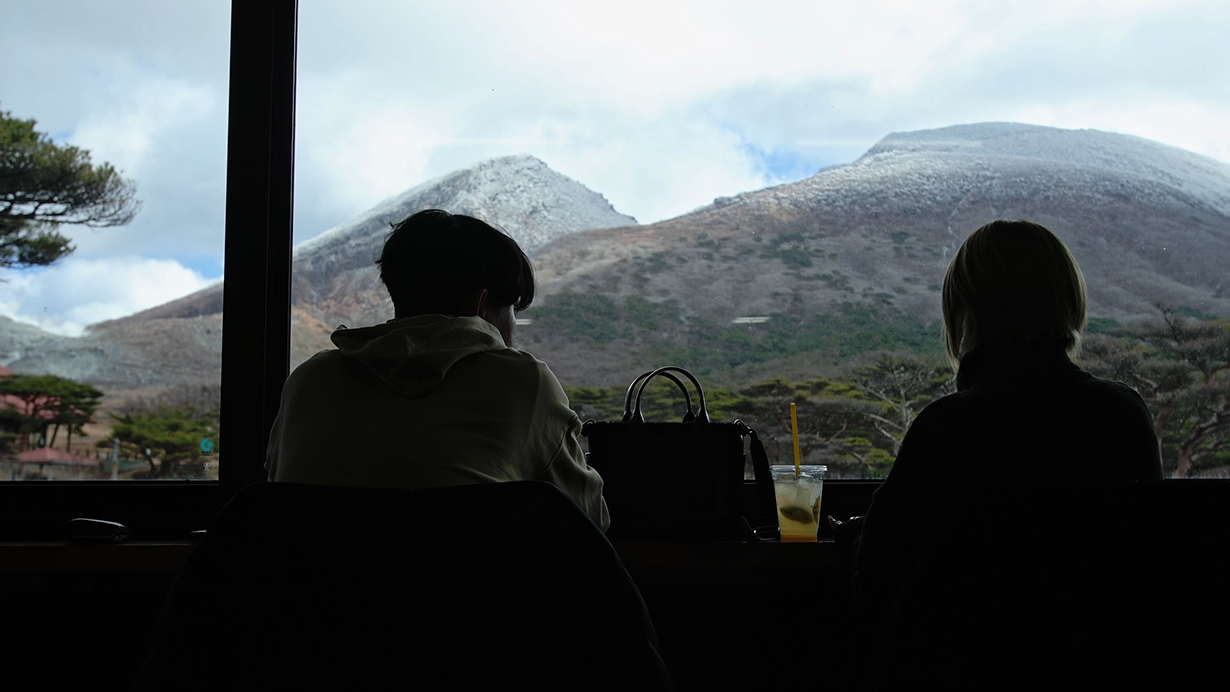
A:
[622, 370, 694, 423]
[631, 366, 711, 424]
[740, 422, 780, 541]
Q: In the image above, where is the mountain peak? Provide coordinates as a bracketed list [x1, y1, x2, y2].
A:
[863, 121, 1208, 162]
[295, 154, 636, 259]
[856, 121, 1230, 215]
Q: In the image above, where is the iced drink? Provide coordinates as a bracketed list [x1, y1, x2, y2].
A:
[771, 465, 826, 542]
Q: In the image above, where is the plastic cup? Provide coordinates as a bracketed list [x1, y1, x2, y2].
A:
[771, 464, 826, 542]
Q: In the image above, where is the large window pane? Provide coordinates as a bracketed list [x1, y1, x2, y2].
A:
[288, 1, 1229, 479]
[0, 1, 230, 480]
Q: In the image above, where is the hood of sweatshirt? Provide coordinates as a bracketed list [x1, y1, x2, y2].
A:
[330, 315, 507, 398]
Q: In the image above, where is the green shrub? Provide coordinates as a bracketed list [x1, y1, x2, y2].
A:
[530, 292, 621, 342]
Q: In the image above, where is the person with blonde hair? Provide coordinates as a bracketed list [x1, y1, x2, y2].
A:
[847, 219, 1162, 630]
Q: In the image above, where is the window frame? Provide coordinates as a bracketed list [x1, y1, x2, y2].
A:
[0, 0, 298, 538]
[1, 0, 888, 539]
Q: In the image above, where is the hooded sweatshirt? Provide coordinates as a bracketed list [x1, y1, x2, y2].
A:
[266, 315, 609, 531]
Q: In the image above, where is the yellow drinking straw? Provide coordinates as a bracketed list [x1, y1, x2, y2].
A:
[790, 402, 802, 476]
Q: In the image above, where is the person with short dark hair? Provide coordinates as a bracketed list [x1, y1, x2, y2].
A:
[266, 209, 609, 530]
[849, 219, 1162, 628]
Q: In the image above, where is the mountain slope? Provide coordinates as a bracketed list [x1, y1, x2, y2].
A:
[290, 154, 638, 334]
[6, 123, 1227, 391]
[520, 122, 1230, 384]
[3, 155, 636, 387]
[90, 154, 635, 331]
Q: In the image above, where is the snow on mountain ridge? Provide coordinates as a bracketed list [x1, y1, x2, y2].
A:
[295, 154, 636, 259]
[863, 122, 1230, 216]
[710, 122, 1230, 219]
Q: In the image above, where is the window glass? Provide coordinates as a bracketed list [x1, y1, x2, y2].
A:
[291, 1, 1229, 479]
[0, 1, 230, 480]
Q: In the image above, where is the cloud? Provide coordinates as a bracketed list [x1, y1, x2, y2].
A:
[0, 258, 214, 337]
[3, 0, 1229, 330]
[1, 1, 230, 262]
[71, 78, 215, 180]
[291, 0, 1230, 235]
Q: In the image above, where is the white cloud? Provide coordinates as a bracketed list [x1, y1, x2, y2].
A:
[293, 73, 452, 235]
[71, 77, 215, 180]
[530, 116, 772, 223]
[292, 0, 1230, 234]
[1, 2, 229, 262]
[0, 258, 214, 336]
[3, 0, 1229, 329]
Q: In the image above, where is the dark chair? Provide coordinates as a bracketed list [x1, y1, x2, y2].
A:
[134, 481, 672, 691]
[870, 481, 1230, 691]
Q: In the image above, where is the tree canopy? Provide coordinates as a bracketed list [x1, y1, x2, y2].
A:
[107, 406, 219, 479]
[0, 373, 103, 452]
[1, 108, 141, 268]
[1083, 306, 1230, 477]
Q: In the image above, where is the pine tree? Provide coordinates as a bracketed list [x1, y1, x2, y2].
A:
[1, 108, 140, 268]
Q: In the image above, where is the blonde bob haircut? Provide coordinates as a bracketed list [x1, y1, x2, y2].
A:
[942, 219, 1087, 368]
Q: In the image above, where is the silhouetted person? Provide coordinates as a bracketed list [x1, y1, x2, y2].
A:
[266, 209, 609, 530]
[849, 219, 1162, 632]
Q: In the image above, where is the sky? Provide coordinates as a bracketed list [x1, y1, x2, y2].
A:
[1, 0, 1229, 336]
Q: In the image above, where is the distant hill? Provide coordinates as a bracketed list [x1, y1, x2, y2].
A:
[0, 314, 221, 390]
[0, 316, 66, 370]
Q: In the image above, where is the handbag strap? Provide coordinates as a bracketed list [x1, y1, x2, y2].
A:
[631, 366, 711, 424]
[621, 370, 694, 423]
[741, 423, 780, 541]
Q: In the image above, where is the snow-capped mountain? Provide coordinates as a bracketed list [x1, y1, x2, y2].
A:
[522, 122, 1230, 383]
[5, 123, 1228, 390]
[1, 154, 637, 387]
[290, 155, 637, 330]
[706, 122, 1230, 221]
[82, 154, 635, 332]
[298, 153, 636, 260]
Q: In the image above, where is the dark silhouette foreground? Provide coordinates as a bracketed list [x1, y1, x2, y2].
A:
[853, 340, 1162, 626]
[870, 481, 1230, 691]
[266, 209, 609, 530]
[852, 220, 1162, 630]
[135, 481, 670, 691]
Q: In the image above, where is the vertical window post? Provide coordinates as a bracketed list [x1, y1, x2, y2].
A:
[221, 0, 298, 496]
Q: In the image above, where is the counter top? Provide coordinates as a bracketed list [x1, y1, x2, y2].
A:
[0, 539, 837, 575]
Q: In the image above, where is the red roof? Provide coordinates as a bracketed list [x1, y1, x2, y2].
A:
[0, 365, 13, 376]
[7, 447, 99, 466]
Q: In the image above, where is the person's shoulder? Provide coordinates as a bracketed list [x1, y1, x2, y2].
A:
[1082, 373, 1146, 400]
[470, 345, 553, 373]
[287, 349, 348, 379]
[887, 392, 965, 450]
[456, 346, 566, 398]
[913, 389, 974, 424]
[1076, 372, 1153, 416]
[275, 350, 356, 408]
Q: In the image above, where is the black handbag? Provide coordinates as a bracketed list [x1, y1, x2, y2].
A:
[581, 366, 778, 542]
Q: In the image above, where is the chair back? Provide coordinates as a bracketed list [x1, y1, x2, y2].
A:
[135, 481, 671, 691]
[871, 481, 1230, 691]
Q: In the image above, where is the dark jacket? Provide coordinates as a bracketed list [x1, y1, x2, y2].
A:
[852, 341, 1162, 627]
